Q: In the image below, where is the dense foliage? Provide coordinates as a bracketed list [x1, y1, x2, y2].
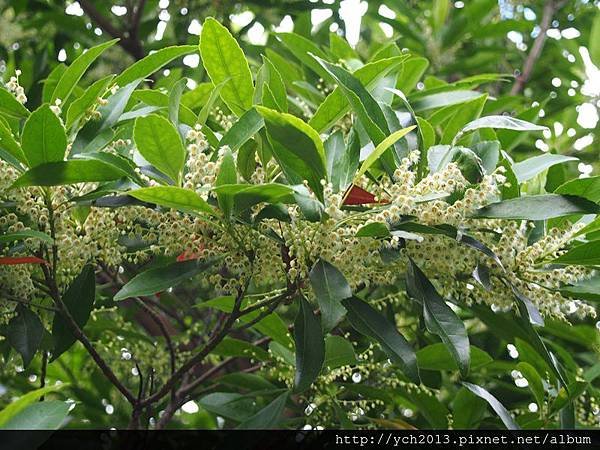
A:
[0, 3, 599, 431]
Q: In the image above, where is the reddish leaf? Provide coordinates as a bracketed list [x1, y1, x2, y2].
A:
[342, 185, 388, 206]
[0, 256, 48, 265]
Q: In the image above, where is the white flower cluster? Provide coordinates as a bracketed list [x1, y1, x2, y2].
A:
[5, 69, 27, 104]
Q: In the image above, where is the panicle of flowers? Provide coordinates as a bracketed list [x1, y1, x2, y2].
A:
[5, 69, 27, 104]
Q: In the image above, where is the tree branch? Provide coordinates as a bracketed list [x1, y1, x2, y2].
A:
[510, 0, 567, 95]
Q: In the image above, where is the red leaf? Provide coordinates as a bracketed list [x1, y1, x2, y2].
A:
[342, 185, 388, 206]
[0, 256, 48, 265]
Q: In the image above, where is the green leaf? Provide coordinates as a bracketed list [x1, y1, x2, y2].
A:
[0, 230, 52, 244]
[471, 140, 500, 174]
[560, 275, 600, 301]
[7, 305, 44, 368]
[590, 11, 600, 68]
[197, 79, 228, 125]
[237, 392, 288, 429]
[214, 337, 269, 361]
[454, 115, 547, 143]
[276, 32, 332, 82]
[0, 87, 29, 120]
[324, 335, 358, 369]
[355, 125, 416, 180]
[11, 160, 127, 188]
[113, 45, 196, 87]
[215, 148, 237, 217]
[356, 222, 390, 238]
[21, 104, 66, 167]
[312, 56, 389, 148]
[553, 241, 600, 266]
[51, 265, 95, 360]
[65, 74, 114, 129]
[462, 382, 520, 430]
[200, 18, 254, 116]
[411, 90, 482, 112]
[51, 39, 118, 104]
[325, 129, 360, 193]
[554, 176, 600, 203]
[309, 56, 406, 133]
[396, 57, 429, 94]
[0, 384, 67, 428]
[293, 296, 325, 392]
[452, 388, 487, 429]
[114, 258, 218, 301]
[129, 186, 214, 215]
[0, 120, 26, 165]
[212, 183, 294, 212]
[0, 401, 69, 430]
[516, 362, 545, 411]
[255, 106, 327, 202]
[342, 296, 420, 383]
[254, 56, 288, 112]
[76, 151, 144, 185]
[474, 195, 600, 220]
[198, 392, 257, 422]
[309, 259, 351, 331]
[168, 78, 187, 129]
[406, 258, 470, 377]
[134, 114, 185, 184]
[442, 94, 488, 145]
[513, 154, 577, 184]
[416, 343, 492, 371]
[220, 108, 264, 151]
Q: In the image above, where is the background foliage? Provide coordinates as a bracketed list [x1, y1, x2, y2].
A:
[0, 0, 599, 431]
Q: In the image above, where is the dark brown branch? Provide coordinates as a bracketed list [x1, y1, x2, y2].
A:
[79, 0, 145, 60]
[510, 0, 567, 95]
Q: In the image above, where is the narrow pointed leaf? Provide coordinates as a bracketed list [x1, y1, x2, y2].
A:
[462, 382, 520, 430]
[7, 305, 44, 368]
[11, 160, 127, 188]
[474, 194, 600, 220]
[294, 296, 325, 392]
[342, 296, 420, 383]
[406, 258, 470, 377]
[309, 259, 351, 331]
[237, 392, 288, 429]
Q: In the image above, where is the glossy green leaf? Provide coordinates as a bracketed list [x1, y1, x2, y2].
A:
[215, 148, 237, 217]
[309, 259, 351, 331]
[51, 39, 118, 104]
[416, 343, 492, 371]
[114, 258, 218, 301]
[0, 120, 26, 165]
[0, 87, 29, 120]
[0, 230, 52, 244]
[133, 114, 185, 184]
[441, 94, 487, 145]
[560, 275, 600, 301]
[220, 108, 264, 151]
[513, 154, 577, 183]
[21, 104, 66, 167]
[128, 186, 214, 215]
[324, 335, 358, 369]
[406, 258, 470, 377]
[462, 382, 520, 430]
[11, 159, 126, 188]
[198, 392, 257, 422]
[516, 362, 545, 410]
[197, 79, 228, 125]
[113, 45, 196, 87]
[276, 32, 331, 82]
[51, 265, 95, 360]
[212, 183, 294, 212]
[455, 115, 547, 143]
[325, 129, 360, 193]
[0, 401, 69, 430]
[237, 392, 288, 429]
[7, 305, 44, 368]
[554, 176, 600, 203]
[0, 384, 67, 428]
[411, 90, 482, 112]
[256, 106, 327, 202]
[293, 296, 325, 392]
[200, 18, 254, 116]
[342, 296, 420, 383]
[65, 74, 114, 128]
[312, 56, 389, 148]
[553, 241, 600, 266]
[355, 125, 416, 180]
[474, 194, 600, 220]
[397, 57, 429, 94]
[309, 56, 406, 133]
